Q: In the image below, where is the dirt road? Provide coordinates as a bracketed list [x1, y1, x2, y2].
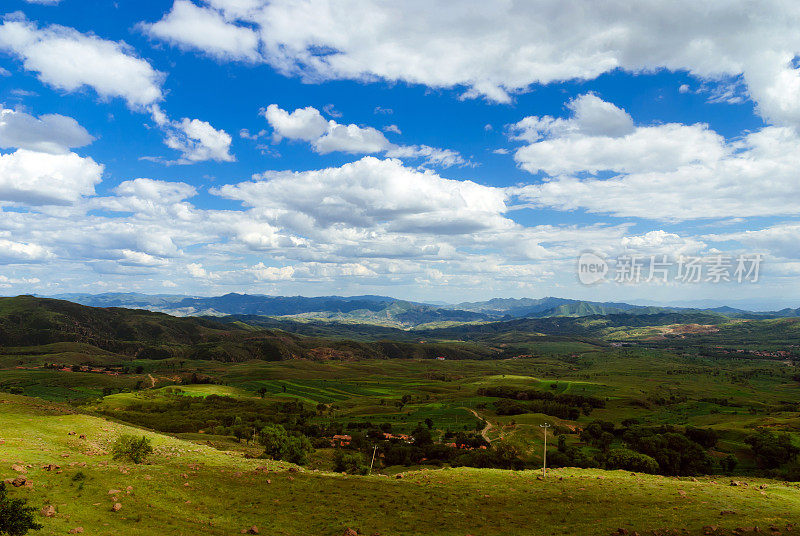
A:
[465, 408, 493, 442]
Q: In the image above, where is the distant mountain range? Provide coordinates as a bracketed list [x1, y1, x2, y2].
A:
[40, 292, 800, 329]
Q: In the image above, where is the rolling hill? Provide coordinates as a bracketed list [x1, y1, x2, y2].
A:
[0, 296, 497, 363]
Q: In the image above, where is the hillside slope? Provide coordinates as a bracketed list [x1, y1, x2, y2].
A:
[0, 295, 231, 350]
[0, 296, 497, 363]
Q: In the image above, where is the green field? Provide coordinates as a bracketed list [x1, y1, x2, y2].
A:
[3, 297, 800, 534]
[2, 393, 799, 536]
[5, 351, 800, 464]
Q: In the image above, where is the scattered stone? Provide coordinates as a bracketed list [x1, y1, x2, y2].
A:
[342, 529, 358, 536]
[721, 510, 736, 515]
[68, 528, 84, 534]
[10, 464, 26, 472]
[395, 473, 403, 479]
[288, 466, 300, 473]
[11, 475, 27, 487]
[68, 432, 76, 436]
[42, 464, 60, 471]
[111, 503, 122, 512]
[40, 505, 56, 518]
[108, 489, 121, 495]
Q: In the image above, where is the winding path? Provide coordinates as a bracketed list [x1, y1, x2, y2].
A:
[465, 408, 494, 442]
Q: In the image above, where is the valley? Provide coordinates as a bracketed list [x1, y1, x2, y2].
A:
[2, 295, 800, 534]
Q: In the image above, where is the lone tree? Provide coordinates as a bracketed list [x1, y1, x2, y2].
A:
[258, 424, 313, 465]
[112, 434, 154, 464]
[0, 483, 42, 536]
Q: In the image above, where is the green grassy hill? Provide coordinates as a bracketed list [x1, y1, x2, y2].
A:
[1, 393, 799, 536]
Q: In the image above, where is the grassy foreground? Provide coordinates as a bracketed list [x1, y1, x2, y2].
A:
[1, 394, 799, 536]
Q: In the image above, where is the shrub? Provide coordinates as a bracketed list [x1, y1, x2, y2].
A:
[258, 424, 313, 465]
[602, 448, 659, 474]
[333, 450, 368, 475]
[779, 461, 800, 481]
[746, 430, 800, 469]
[684, 426, 719, 448]
[622, 428, 714, 476]
[112, 434, 153, 464]
[0, 483, 42, 536]
[720, 454, 738, 475]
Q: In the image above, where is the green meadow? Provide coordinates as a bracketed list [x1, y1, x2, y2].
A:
[3, 297, 800, 534]
[2, 393, 799, 536]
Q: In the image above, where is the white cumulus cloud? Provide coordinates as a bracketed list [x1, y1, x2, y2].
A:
[511, 96, 800, 220]
[0, 149, 102, 205]
[511, 94, 725, 176]
[141, 1, 800, 129]
[165, 117, 234, 163]
[0, 18, 163, 108]
[263, 104, 467, 166]
[213, 156, 508, 234]
[0, 106, 94, 154]
[142, 0, 259, 61]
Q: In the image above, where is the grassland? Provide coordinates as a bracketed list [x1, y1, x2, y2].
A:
[4, 297, 800, 534]
[2, 393, 800, 536]
[5, 349, 797, 474]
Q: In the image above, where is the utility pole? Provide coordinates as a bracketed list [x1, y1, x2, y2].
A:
[539, 423, 551, 478]
[369, 445, 377, 475]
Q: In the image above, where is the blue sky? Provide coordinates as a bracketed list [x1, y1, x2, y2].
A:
[1, 0, 800, 307]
